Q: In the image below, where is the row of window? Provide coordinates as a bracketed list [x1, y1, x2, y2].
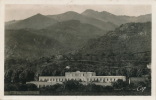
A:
[39, 78, 123, 82]
[66, 73, 95, 77]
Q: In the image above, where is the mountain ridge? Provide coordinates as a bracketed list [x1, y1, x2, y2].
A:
[6, 9, 151, 31]
[6, 13, 58, 30]
[79, 22, 151, 64]
[47, 11, 117, 31]
[82, 9, 151, 26]
[5, 20, 107, 59]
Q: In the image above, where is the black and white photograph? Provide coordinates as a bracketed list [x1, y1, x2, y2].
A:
[1, 1, 155, 98]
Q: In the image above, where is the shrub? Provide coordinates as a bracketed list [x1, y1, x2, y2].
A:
[112, 79, 128, 89]
[26, 83, 38, 91]
[4, 83, 38, 91]
[63, 80, 83, 92]
[5, 83, 18, 91]
[103, 86, 114, 92]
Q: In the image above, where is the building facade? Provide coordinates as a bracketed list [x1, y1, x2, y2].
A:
[27, 71, 126, 88]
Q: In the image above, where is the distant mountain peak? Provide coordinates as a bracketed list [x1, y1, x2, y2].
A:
[35, 13, 43, 16]
[63, 11, 80, 15]
[101, 11, 114, 15]
[85, 9, 97, 12]
[82, 9, 114, 16]
[31, 13, 46, 18]
[82, 9, 99, 14]
[6, 12, 57, 30]
[24, 13, 51, 21]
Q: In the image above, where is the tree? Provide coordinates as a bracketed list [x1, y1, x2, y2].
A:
[84, 83, 96, 92]
[4, 83, 18, 91]
[18, 84, 28, 91]
[5, 69, 13, 83]
[112, 79, 128, 89]
[63, 80, 83, 91]
[19, 72, 26, 84]
[26, 83, 38, 91]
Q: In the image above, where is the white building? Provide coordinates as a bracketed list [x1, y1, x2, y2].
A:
[27, 71, 126, 88]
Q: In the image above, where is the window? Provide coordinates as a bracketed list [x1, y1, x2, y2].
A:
[75, 73, 78, 76]
[103, 78, 105, 82]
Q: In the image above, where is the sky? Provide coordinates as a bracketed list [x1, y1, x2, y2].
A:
[5, 4, 151, 21]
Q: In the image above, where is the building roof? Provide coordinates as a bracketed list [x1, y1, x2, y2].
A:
[39, 76, 66, 78]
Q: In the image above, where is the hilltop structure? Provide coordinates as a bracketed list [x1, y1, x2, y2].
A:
[27, 71, 126, 88]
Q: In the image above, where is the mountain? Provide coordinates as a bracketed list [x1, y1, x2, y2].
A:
[5, 29, 66, 59]
[47, 11, 117, 31]
[32, 20, 106, 51]
[79, 22, 151, 65]
[5, 10, 151, 31]
[82, 9, 126, 26]
[6, 13, 57, 30]
[5, 10, 151, 60]
[82, 9, 151, 26]
[5, 20, 20, 26]
[5, 20, 106, 59]
[119, 14, 151, 23]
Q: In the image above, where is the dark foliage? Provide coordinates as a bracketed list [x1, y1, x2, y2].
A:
[40, 80, 114, 93]
[5, 83, 38, 91]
